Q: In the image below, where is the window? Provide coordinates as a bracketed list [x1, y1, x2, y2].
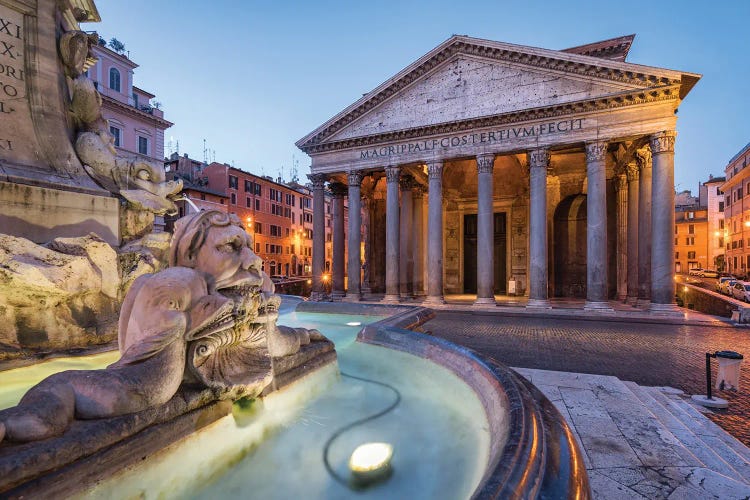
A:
[255, 242, 260, 253]
[719, 201, 725, 212]
[675, 225, 678, 235]
[687, 251, 696, 259]
[685, 237, 695, 245]
[720, 219, 725, 229]
[675, 252, 679, 259]
[246, 197, 251, 208]
[133, 93, 138, 108]
[109, 126, 121, 147]
[138, 136, 149, 155]
[687, 212, 694, 219]
[255, 199, 260, 211]
[109, 67, 121, 92]
[230, 193, 236, 205]
[746, 183, 750, 195]
[717, 187, 722, 195]
[255, 184, 261, 196]
[674, 237, 678, 245]
[200, 194, 206, 201]
[229, 175, 238, 189]
[719, 237, 724, 247]
[254, 222, 262, 234]
[688, 224, 695, 234]
[245, 180, 253, 192]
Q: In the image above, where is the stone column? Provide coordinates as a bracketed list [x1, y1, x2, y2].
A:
[584, 141, 613, 311]
[399, 175, 414, 298]
[650, 131, 679, 313]
[413, 186, 426, 295]
[425, 161, 445, 305]
[527, 148, 551, 309]
[626, 163, 639, 305]
[330, 182, 347, 300]
[616, 171, 628, 301]
[344, 170, 362, 302]
[383, 165, 401, 303]
[309, 173, 327, 300]
[637, 148, 652, 307]
[361, 194, 372, 297]
[475, 153, 496, 305]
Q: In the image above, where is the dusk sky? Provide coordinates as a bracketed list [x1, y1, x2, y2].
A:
[92, 1, 750, 193]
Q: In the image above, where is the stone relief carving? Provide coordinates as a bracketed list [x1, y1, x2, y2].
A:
[59, 31, 182, 241]
[0, 211, 327, 443]
[585, 141, 608, 163]
[649, 131, 676, 154]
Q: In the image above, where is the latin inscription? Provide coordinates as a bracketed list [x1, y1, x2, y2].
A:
[0, 5, 28, 163]
[359, 119, 584, 160]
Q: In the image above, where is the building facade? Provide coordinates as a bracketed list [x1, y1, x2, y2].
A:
[297, 35, 700, 312]
[674, 207, 708, 273]
[87, 44, 172, 162]
[721, 143, 750, 277]
[701, 176, 726, 271]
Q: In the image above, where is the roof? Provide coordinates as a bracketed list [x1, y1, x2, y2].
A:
[727, 142, 750, 167]
[297, 34, 701, 151]
[562, 34, 636, 62]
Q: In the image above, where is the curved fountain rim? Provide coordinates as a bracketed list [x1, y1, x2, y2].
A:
[296, 300, 590, 498]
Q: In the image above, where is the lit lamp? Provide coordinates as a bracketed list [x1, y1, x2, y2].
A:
[348, 442, 393, 488]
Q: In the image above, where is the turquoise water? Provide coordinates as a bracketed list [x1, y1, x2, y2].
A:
[3, 308, 491, 499]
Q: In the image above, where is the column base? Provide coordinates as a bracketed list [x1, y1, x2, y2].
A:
[635, 298, 651, 309]
[342, 294, 361, 303]
[473, 297, 496, 306]
[331, 291, 345, 301]
[583, 300, 615, 313]
[625, 295, 639, 306]
[526, 299, 552, 309]
[423, 295, 445, 306]
[381, 294, 401, 304]
[310, 291, 328, 302]
[649, 302, 683, 316]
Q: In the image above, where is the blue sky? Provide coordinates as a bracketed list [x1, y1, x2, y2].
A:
[92, 0, 750, 193]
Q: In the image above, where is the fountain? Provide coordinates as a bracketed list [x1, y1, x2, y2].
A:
[0, 1, 590, 498]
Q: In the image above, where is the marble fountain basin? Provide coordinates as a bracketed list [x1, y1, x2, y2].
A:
[0, 298, 589, 499]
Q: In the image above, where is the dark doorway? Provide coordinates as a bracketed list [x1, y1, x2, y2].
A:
[463, 212, 507, 294]
[553, 195, 587, 298]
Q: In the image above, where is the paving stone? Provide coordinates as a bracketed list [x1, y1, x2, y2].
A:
[588, 470, 649, 499]
[426, 311, 750, 447]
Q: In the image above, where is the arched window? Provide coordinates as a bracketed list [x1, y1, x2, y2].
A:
[109, 67, 121, 92]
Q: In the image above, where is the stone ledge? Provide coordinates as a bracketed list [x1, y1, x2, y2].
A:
[0, 338, 336, 496]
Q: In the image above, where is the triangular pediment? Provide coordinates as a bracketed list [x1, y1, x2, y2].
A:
[326, 54, 645, 142]
[297, 35, 700, 151]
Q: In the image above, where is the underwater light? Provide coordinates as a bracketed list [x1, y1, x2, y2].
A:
[349, 442, 393, 487]
[346, 321, 362, 326]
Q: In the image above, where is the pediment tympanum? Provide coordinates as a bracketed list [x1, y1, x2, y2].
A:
[327, 55, 643, 142]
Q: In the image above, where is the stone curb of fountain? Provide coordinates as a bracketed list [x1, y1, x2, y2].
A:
[353, 307, 591, 499]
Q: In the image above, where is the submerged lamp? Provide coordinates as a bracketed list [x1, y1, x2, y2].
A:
[346, 321, 362, 327]
[348, 442, 393, 487]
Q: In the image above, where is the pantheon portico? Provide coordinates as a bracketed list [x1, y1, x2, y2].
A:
[296, 35, 700, 311]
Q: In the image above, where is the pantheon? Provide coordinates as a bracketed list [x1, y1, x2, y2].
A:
[296, 35, 700, 312]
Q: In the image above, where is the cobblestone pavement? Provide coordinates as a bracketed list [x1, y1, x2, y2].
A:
[424, 312, 750, 446]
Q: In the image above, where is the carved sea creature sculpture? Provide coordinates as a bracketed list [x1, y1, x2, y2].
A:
[0, 267, 232, 443]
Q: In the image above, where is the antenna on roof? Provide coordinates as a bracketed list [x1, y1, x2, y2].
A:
[203, 139, 208, 164]
[290, 154, 299, 183]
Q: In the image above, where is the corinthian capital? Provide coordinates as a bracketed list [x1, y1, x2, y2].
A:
[476, 153, 495, 174]
[585, 141, 608, 163]
[636, 147, 652, 171]
[528, 148, 550, 169]
[626, 162, 639, 182]
[427, 161, 443, 180]
[329, 182, 347, 198]
[385, 165, 400, 184]
[649, 131, 676, 154]
[400, 174, 416, 191]
[347, 169, 363, 187]
[308, 173, 327, 189]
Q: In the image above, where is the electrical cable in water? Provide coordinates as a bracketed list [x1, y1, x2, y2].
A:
[322, 371, 401, 486]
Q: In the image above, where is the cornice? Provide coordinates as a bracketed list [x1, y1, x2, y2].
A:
[101, 95, 173, 128]
[297, 36, 688, 150]
[300, 86, 680, 155]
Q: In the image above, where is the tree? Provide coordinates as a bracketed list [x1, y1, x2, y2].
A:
[108, 38, 125, 54]
[98, 36, 106, 47]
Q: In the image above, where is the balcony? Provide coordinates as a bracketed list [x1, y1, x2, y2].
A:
[92, 81, 164, 118]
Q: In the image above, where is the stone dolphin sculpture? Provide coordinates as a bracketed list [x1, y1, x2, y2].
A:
[0, 267, 233, 443]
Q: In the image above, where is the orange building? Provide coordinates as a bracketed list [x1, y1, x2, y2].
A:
[721, 142, 750, 278]
[674, 207, 709, 273]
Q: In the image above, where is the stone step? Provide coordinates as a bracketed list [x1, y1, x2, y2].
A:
[623, 381, 742, 479]
[564, 374, 700, 470]
[644, 386, 750, 480]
